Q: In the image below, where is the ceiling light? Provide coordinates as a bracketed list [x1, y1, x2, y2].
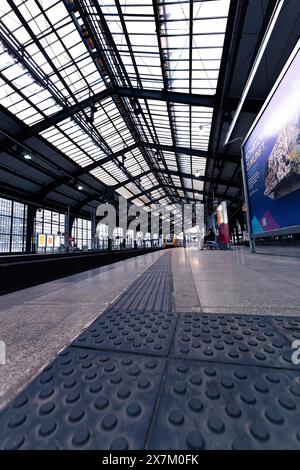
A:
[77, 185, 83, 191]
[23, 153, 32, 160]
[199, 125, 210, 136]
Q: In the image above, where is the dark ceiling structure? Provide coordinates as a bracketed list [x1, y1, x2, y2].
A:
[0, 0, 299, 220]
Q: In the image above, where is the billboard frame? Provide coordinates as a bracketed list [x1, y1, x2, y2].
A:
[241, 37, 300, 249]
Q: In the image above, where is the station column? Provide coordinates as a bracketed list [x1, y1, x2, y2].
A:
[25, 204, 37, 253]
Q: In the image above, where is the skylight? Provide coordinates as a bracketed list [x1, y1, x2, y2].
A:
[0, 0, 231, 207]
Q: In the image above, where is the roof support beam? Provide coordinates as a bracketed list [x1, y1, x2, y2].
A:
[160, 169, 240, 190]
[127, 178, 239, 205]
[73, 188, 116, 213]
[111, 167, 240, 192]
[166, 185, 239, 203]
[142, 142, 241, 164]
[185, 193, 237, 203]
[114, 86, 215, 108]
[112, 169, 153, 190]
[82, 143, 138, 172]
[12, 86, 263, 143]
[18, 88, 111, 140]
[114, 87, 262, 113]
[144, 184, 239, 205]
[69, 142, 241, 177]
[127, 184, 161, 202]
[36, 144, 137, 199]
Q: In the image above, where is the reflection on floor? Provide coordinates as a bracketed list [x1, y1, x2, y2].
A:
[184, 246, 300, 315]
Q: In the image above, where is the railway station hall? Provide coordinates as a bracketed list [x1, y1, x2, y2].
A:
[1, 0, 300, 454]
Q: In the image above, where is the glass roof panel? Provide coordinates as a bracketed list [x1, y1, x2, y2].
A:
[0, 0, 232, 205]
[101, 0, 164, 91]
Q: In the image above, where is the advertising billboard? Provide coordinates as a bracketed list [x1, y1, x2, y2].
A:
[38, 234, 46, 248]
[242, 40, 300, 237]
[54, 235, 61, 248]
[216, 201, 230, 247]
[47, 234, 54, 248]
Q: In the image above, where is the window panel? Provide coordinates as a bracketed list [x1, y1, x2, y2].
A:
[72, 217, 92, 250]
[0, 197, 27, 253]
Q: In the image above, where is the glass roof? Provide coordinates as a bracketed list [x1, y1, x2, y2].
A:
[160, 0, 229, 94]
[0, 0, 231, 206]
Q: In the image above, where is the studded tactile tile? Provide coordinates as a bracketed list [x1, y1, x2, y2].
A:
[111, 253, 173, 313]
[72, 310, 177, 357]
[148, 359, 300, 450]
[269, 316, 300, 342]
[171, 313, 298, 369]
[0, 348, 166, 450]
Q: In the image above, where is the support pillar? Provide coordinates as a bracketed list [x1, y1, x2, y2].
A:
[26, 205, 37, 253]
[181, 202, 186, 248]
[64, 207, 75, 251]
[91, 210, 96, 250]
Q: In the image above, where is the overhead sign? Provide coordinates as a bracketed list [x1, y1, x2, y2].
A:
[242, 40, 300, 237]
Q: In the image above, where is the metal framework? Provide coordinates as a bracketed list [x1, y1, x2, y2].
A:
[0, 0, 249, 213]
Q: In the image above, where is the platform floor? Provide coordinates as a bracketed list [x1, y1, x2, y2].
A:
[0, 247, 300, 449]
[184, 247, 300, 315]
[0, 250, 165, 411]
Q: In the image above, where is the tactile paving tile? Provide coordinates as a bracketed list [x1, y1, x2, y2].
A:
[0, 348, 166, 450]
[269, 316, 300, 342]
[171, 313, 298, 369]
[111, 252, 173, 312]
[72, 309, 177, 357]
[148, 359, 300, 450]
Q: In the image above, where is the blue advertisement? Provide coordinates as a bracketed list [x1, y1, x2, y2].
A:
[242, 45, 300, 236]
